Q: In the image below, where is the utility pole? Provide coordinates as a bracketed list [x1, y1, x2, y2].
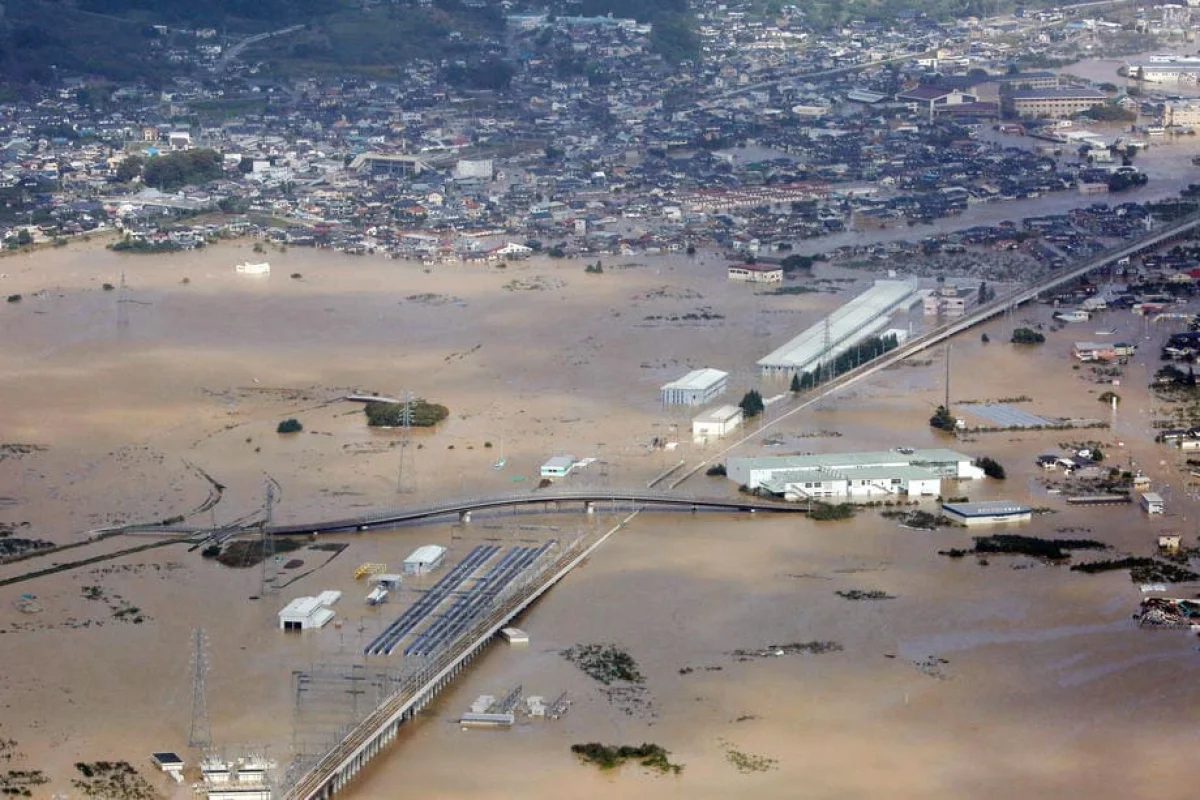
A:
[116, 270, 129, 330]
[944, 343, 952, 411]
[260, 477, 279, 596]
[189, 628, 212, 749]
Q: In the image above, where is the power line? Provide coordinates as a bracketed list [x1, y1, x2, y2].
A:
[116, 270, 129, 330]
[189, 627, 212, 749]
[260, 476, 280, 596]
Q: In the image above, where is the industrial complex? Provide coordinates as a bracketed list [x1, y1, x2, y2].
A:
[726, 449, 985, 501]
[757, 280, 920, 377]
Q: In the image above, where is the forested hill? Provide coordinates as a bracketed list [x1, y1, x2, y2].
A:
[49, 0, 330, 26]
[0, 0, 505, 91]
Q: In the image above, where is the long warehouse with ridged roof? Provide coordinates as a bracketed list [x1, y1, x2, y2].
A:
[757, 279, 920, 377]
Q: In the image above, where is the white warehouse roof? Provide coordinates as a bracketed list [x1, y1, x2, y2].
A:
[280, 597, 324, 618]
[661, 368, 728, 393]
[757, 280, 918, 374]
[405, 544, 447, 564]
[693, 405, 742, 424]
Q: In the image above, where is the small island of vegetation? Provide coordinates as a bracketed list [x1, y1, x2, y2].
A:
[1011, 327, 1046, 345]
[570, 743, 683, 775]
[940, 534, 1105, 561]
[109, 237, 183, 254]
[364, 399, 449, 428]
[808, 502, 856, 521]
[929, 404, 958, 432]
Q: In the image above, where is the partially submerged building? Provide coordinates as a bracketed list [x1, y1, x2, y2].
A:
[757, 280, 919, 378]
[540, 455, 576, 478]
[278, 591, 341, 631]
[660, 368, 729, 406]
[403, 545, 447, 575]
[941, 501, 1032, 526]
[692, 405, 744, 444]
[728, 263, 783, 283]
[727, 449, 983, 501]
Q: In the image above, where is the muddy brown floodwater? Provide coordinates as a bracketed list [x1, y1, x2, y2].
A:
[0, 237, 1197, 799]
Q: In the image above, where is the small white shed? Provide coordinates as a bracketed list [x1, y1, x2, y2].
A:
[692, 405, 744, 444]
[404, 544, 447, 575]
[540, 456, 576, 478]
[278, 596, 336, 631]
[1141, 492, 1165, 515]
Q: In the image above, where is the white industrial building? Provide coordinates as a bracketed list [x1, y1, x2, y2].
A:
[200, 756, 274, 800]
[757, 280, 919, 377]
[941, 501, 1032, 526]
[1128, 60, 1200, 84]
[404, 544, 447, 575]
[727, 449, 983, 501]
[692, 405, 744, 444]
[661, 368, 729, 406]
[278, 590, 341, 631]
[540, 455, 576, 478]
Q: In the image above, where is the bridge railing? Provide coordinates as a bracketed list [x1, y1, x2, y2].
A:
[269, 491, 799, 534]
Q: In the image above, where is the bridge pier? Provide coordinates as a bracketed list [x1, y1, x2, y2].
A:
[585, 501, 595, 515]
[459, 511, 471, 523]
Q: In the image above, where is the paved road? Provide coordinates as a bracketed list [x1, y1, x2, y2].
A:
[213, 24, 305, 72]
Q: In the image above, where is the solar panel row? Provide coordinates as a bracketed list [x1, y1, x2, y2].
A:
[405, 542, 555, 658]
[363, 545, 499, 657]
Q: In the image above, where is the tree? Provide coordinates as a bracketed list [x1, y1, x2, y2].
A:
[739, 390, 765, 419]
[15, 229, 32, 246]
[780, 254, 814, 273]
[930, 405, 957, 432]
[1012, 327, 1045, 344]
[981, 333, 990, 344]
[116, 155, 144, 182]
[142, 149, 222, 190]
[974, 456, 1006, 479]
[277, 418, 303, 434]
[790, 373, 802, 393]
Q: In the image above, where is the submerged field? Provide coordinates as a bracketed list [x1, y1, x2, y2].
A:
[0, 238, 1196, 798]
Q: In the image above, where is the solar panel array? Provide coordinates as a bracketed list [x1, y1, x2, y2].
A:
[405, 542, 555, 658]
[363, 545, 499, 657]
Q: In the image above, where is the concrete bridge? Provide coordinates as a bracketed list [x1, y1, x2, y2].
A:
[266, 490, 803, 536]
[280, 511, 642, 800]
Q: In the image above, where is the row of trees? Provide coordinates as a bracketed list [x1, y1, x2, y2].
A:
[787, 334, 901, 393]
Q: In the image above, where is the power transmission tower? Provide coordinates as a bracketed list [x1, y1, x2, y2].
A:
[260, 476, 280, 596]
[189, 628, 212, 749]
[116, 270, 129, 330]
[396, 393, 415, 494]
